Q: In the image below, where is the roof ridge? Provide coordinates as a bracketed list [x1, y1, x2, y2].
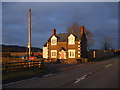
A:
[56, 33, 69, 34]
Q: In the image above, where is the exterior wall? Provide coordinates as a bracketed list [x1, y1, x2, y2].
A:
[43, 47, 48, 59]
[48, 41, 80, 60]
[88, 50, 114, 59]
[95, 50, 114, 58]
[48, 42, 67, 60]
[67, 41, 79, 60]
[80, 35, 87, 58]
[77, 41, 81, 58]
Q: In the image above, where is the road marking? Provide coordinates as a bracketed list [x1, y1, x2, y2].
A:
[3, 77, 38, 86]
[105, 64, 113, 68]
[43, 74, 53, 77]
[88, 72, 93, 75]
[3, 74, 53, 86]
[74, 71, 94, 84]
[74, 75, 87, 84]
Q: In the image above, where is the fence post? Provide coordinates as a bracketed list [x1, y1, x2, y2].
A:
[39, 60, 41, 68]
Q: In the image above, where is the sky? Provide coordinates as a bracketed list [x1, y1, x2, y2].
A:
[2, 2, 118, 49]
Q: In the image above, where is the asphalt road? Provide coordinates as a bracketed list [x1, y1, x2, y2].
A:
[3, 57, 118, 88]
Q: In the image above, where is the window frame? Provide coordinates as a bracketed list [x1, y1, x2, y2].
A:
[51, 50, 57, 58]
[51, 35, 57, 45]
[68, 50, 75, 58]
[68, 34, 75, 45]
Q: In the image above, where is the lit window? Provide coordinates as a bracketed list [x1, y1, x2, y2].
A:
[51, 39, 57, 45]
[51, 36, 57, 45]
[68, 34, 75, 45]
[68, 50, 75, 58]
[51, 50, 57, 58]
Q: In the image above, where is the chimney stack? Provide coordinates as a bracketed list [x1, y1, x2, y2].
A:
[80, 26, 85, 35]
[52, 28, 56, 35]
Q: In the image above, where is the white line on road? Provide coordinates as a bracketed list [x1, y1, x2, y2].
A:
[3, 77, 38, 87]
[88, 72, 93, 75]
[74, 72, 94, 84]
[105, 64, 113, 68]
[43, 74, 53, 77]
[3, 74, 53, 87]
[74, 75, 87, 84]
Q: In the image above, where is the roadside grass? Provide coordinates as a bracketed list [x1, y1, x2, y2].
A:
[2, 68, 45, 81]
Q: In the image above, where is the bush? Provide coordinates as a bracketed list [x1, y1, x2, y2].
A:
[76, 59, 82, 63]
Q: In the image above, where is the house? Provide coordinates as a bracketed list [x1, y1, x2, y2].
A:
[43, 26, 87, 63]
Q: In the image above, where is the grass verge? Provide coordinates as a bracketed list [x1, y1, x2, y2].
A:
[2, 68, 45, 81]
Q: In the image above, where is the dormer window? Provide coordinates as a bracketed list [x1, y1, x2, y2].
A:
[51, 35, 57, 45]
[68, 34, 75, 45]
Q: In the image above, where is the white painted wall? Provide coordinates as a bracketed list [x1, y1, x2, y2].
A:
[43, 46, 48, 59]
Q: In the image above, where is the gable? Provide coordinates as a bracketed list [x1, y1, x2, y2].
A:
[51, 35, 57, 45]
[68, 34, 75, 45]
[68, 34, 75, 39]
[44, 33, 82, 46]
[51, 35, 57, 40]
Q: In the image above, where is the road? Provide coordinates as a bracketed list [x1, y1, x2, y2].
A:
[3, 57, 118, 88]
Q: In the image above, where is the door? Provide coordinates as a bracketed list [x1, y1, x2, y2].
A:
[61, 51, 65, 59]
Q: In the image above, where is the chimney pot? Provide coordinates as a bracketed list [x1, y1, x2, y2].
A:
[52, 28, 56, 35]
[80, 26, 85, 34]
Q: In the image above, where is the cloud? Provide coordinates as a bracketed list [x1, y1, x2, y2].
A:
[2, 2, 118, 49]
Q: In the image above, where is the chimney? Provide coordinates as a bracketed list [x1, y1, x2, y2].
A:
[80, 26, 85, 35]
[52, 28, 56, 35]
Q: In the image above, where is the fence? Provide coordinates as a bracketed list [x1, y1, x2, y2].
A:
[2, 60, 44, 72]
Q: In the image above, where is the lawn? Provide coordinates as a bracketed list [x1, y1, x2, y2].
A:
[2, 68, 45, 81]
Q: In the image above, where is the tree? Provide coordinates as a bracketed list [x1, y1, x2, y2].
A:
[66, 22, 94, 49]
[102, 36, 112, 50]
[66, 22, 80, 34]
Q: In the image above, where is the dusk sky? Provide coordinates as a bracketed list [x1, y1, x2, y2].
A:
[2, 2, 118, 49]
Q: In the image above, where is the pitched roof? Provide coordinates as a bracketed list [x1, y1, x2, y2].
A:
[43, 33, 82, 46]
[55, 33, 70, 42]
[53, 33, 81, 42]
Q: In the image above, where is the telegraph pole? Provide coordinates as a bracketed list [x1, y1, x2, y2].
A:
[27, 9, 31, 67]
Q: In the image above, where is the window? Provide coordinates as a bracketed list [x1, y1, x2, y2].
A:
[51, 50, 57, 58]
[68, 50, 75, 58]
[68, 34, 75, 45]
[51, 39, 57, 45]
[51, 36, 57, 45]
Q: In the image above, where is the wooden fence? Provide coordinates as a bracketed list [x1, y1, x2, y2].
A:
[2, 60, 44, 72]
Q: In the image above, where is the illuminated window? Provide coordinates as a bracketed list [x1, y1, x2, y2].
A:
[68, 34, 75, 45]
[68, 50, 75, 58]
[51, 50, 57, 58]
[51, 36, 57, 45]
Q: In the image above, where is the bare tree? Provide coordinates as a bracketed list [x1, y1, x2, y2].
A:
[66, 22, 80, 34]
[66, 22, 94, 49]
[102, 36, 112, 50]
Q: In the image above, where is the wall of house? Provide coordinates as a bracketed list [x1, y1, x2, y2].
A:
[48, 42, 67, 60]
[67, 41, 79, 60]
[48, 41, 81, 60]
[43, 47, 48, 59]
[80, 35, 87, 58]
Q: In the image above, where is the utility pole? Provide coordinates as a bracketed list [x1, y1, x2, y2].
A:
[27, 9, 31, 67]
